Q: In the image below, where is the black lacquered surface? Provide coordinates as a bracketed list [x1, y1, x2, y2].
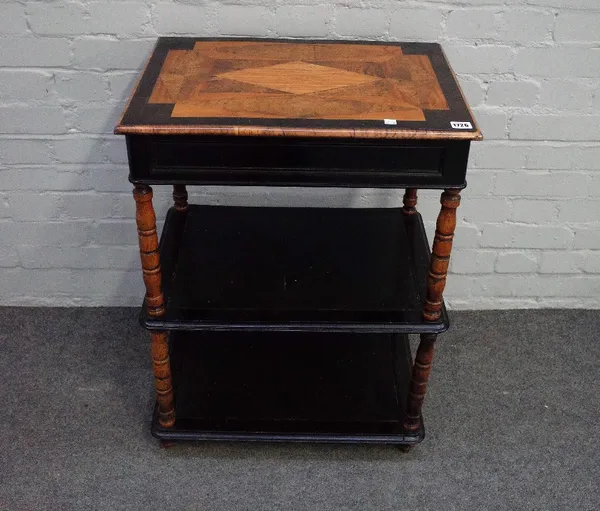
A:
[126, 135, 470, 189]
[141, 205, 449, 333]
[151, 331, 424, 444]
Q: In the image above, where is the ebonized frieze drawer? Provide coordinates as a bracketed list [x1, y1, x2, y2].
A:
[127, 135, 470, 188]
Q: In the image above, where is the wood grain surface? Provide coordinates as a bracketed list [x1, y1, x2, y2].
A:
[115, 38, 481, 140]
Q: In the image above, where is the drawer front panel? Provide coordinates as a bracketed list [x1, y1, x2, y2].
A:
[127, 136, 469, 188]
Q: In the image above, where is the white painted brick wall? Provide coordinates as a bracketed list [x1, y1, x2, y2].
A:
[0, 0, 599, 309]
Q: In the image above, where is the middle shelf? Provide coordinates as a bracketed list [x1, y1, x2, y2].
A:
[142, 205, 448, 333]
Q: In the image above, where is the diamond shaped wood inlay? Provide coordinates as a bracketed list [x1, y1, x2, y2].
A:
[115, 38, 482, 139]
[144, 41, 451, 121]
[216, 61, 379, 95]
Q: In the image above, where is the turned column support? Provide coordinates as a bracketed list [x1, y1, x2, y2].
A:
[405, 189, 461, 434]
[173, 184, 188, 212]
[424, 189, 461, 322]
[402, 188, 418, 215]
[404, 334, 436, 432]
[133, 185, 165, 317]
[133, 185, 175, 428]
[152, 331, 175, 427]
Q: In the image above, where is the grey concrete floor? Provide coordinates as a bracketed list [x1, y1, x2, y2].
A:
[1, 308, 599, 510]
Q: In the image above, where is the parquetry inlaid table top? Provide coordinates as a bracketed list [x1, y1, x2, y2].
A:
[115, 38, 481, 140]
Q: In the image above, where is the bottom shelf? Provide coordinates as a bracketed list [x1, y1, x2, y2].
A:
[151, 331, 424, 445]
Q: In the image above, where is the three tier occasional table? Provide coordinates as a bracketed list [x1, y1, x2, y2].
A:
[115, 38, 481, 448]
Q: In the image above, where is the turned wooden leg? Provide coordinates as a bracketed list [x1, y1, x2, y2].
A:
[152, 331, 175, 428]
[404, 334, 436, 432]
[402, 188, 418, 215]
[404, 189, 461, 433]
[133, 185, 175, 428]
[172, 184, 188, 212]
[133, 185, 165, 317]
[424, 189, 461, 322]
